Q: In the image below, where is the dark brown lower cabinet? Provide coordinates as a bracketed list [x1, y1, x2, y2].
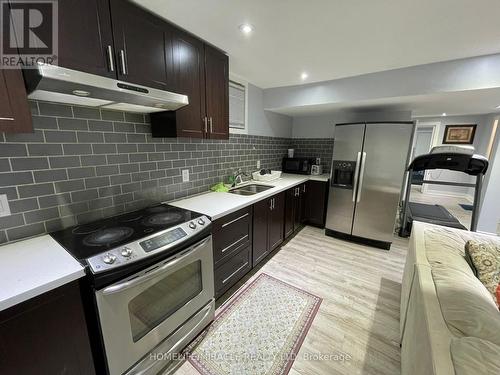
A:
[252, 193, 285, 267]
[304, 180, 329, 227]
[212, 182, 326, 300]
[284, 184, 306, 239]
[214, 245, 252, 299]
[0, 281, 96, 375]
[212, 206, 253, 298]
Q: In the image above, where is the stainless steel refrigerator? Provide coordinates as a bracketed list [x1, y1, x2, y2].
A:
[325, 122, 414, 249]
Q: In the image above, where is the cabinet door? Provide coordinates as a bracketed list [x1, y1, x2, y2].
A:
[0, 69, 32, 133]
[298, 183, 307, 225]
[252, 198, 270, 267]
[0, 282, 95, 374]
[110, 0, 172, 90]
[305, 180, 328, 227]
[58, 0, 115, 78]
[268, 193, 285, 251]
[171, 30, 206, 138]
[205, 45, 229, 139]
[284, 188, 296, 239]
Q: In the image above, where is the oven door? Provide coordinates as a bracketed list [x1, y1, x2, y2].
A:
[95, 236, 214, 375]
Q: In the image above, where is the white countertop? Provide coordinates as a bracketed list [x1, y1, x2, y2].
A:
[0, 235, 85, 311]
[170, 173, 330, 220]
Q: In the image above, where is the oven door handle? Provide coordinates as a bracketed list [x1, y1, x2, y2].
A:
[102, 236, 211, 295]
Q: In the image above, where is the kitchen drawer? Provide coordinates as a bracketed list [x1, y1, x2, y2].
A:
[214, 244, 252, 299]
[212, 206, 252, 266]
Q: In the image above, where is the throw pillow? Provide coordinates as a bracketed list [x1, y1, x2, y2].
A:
[465, 240, 500, 306]
[497, 284, 500, 309]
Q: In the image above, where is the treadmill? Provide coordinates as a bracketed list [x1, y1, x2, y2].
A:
[399, 145, 489, 237]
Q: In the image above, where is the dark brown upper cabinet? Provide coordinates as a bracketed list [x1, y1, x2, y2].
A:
[57, 0, 115, 78]
[169, 30, 206, 138]
[204, 45, 229, 139]
[150, 42, 229, 140]
[0, 68, 32, 133]
[110, 0, 172, 90]
[57, 0, 173, 90]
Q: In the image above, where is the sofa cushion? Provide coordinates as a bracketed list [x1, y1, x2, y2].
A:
[465, 240, 500, 306]
[431, 265, 500, 344]
[451, 337, 500, 375]
[423, 228, 478, 277]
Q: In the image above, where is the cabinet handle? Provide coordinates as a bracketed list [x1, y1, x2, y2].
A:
[119, 49, 128, 75]
[272, 198, 275, 209]
[222, 261, 249, 284]
[209, 117, 213, 133]
[303, 184, 306, 193]
[221, 212, 249, 228]
[221, 234, 248, 253]
[269, 198, 273, 210]
[203, 117, 208, 133]
[106, 45, 115, 72]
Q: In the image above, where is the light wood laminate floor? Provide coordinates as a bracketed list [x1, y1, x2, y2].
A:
[173, 226, 408, 375]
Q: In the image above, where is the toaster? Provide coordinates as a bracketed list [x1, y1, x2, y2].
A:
[311, 165, 323, 175]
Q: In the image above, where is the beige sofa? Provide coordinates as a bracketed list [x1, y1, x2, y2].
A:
[400, 222, 500, 375]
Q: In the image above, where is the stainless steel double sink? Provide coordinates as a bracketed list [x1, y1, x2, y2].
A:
[228, 184, 274, 196]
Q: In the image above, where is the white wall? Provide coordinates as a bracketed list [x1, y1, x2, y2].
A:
[291, 110, 412, 138]
[414, 114, 493, 198]
[246, 83, 292, 138]
[478, 113, 500, 234]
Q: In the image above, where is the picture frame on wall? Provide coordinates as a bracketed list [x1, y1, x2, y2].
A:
[442, 124, 477, 144]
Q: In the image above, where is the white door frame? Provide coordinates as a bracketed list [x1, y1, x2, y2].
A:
[413, 120, 440, 193]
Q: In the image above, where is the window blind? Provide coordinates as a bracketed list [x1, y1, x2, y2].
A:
[229, 81, 245, 129]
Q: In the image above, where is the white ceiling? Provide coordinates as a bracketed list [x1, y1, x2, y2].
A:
[271, 88, 500, 118]
[135, 0, 500, 89]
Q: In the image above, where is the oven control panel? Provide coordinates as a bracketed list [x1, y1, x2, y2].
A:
[87, 216, 211, 273]
[140, 227, 187, 253]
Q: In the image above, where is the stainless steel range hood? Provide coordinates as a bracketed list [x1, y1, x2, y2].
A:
[24, 63, 188, 113]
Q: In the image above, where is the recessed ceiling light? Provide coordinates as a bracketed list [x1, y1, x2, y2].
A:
[442, 112, 447, 116]
[496, 105, 500, 109]
[239, 24, 254, 34]
[301, 72, 309, 80]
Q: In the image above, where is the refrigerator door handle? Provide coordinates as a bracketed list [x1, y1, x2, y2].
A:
[356, 152, 367, 203]
[352, 152, 362, 202]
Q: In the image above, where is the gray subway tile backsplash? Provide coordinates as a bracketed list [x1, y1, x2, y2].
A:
[0, 100, 333, 245]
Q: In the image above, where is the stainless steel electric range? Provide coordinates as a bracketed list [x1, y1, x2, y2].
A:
[51, 204, 215, 375]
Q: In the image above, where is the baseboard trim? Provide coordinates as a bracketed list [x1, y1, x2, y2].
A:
[325, 229, 391, 250]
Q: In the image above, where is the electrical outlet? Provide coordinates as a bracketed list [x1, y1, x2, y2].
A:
[256, 160, 261, 169]
[0, 194, 11, 217]
[182, 169, 189, 182]
[496, 220, 500, 236]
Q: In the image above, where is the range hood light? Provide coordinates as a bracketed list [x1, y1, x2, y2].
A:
[73, 90, 91, 97]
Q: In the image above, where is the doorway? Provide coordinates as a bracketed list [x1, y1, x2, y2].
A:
[410, 122, 439, 192]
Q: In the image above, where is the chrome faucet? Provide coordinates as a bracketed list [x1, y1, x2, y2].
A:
[231, 168, 248, 187]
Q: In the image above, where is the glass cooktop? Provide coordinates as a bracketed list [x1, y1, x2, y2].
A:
[50, 204, 203, 260]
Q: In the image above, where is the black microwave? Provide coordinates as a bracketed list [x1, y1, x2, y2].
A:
[282, 157, 314, 175]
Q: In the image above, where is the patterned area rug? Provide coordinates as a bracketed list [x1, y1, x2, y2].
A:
[186, 273, 322, 375]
